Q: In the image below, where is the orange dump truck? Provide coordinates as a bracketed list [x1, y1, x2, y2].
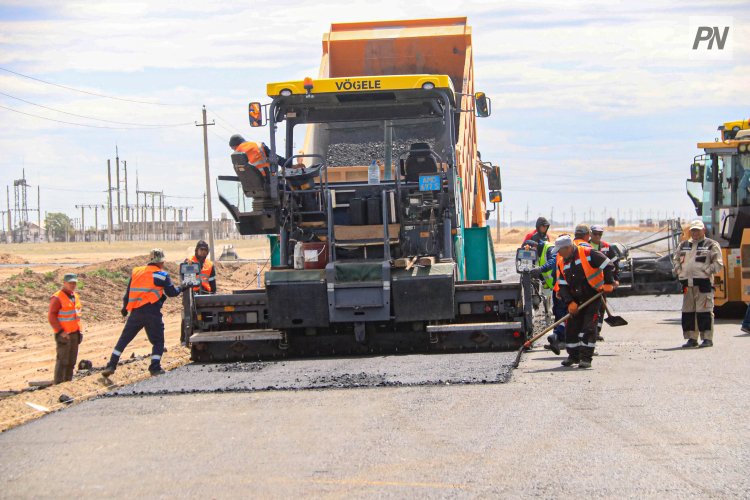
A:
[309, 17, 493, 229]
[190, 18, 527, 361]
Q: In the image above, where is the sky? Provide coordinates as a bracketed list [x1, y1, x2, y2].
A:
[0, 0, 748, 229]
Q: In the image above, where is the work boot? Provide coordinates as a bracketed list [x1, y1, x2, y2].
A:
[682, 339, 699, 348]
[578, 360, 592, 369]
[561, 357, 579, 367]
[741, 326, 750, 335]
[699, 339, 713, 348]
[148, 365, 165, 376]
[596, 335, 604, 341]
[101, 363, 117, 377]
[545, 334, 561, 355]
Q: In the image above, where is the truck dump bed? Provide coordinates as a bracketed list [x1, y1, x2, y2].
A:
[313, 17, 487, 229]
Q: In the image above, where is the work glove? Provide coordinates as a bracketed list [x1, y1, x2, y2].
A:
[528, 267, 543, 278]
[601, 283, 615, 294]
[180, 282, 192, 291]
[567, 302, 579, 315]
[121, 307, 128, 318]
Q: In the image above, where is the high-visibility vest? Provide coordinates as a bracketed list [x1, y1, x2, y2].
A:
[53, 290, 82, 333]
[126, 265, 165, 311]
[574, 238, 591, 248]
[190, 255, 213, 292]
[235, 141, 270, 175]
[591, 240, 610, 252]
[538, 241, 555, 290]
[556, 245, 606, 293]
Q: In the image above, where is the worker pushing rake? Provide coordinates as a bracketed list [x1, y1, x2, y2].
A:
[514, 234, 626, 369]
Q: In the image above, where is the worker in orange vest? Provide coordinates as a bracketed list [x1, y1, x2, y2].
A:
[102, 249, 188, 377]
[229, 134, 286, 177]
[554, 235, 615, 369]
[47, 273, 83, 384]
[187, 240, 216, 293]
[573, 224, 592, 247]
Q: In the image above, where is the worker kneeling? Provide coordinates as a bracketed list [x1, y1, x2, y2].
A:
[102, 249, 189, 377]
[554, 235, 615, 369]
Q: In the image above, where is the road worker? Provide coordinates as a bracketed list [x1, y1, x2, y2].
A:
[673, 220, 723, 348]
[522, 217, 550, 244]
[229, 134, 286, 176]
[527, 237, 567, 355]
[102, 249, 188, 377]
[554, 235, 615, 368]
[590, 224, 620, 341]
[47, 273, 82, 384]
[573, 224, 592, 247]
[187, 240, 216, 294]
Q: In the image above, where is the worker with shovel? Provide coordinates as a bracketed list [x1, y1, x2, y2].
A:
[554, 235, 616, 368]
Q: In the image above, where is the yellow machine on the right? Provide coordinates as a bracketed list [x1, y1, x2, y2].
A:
[686, 119, 750, 311]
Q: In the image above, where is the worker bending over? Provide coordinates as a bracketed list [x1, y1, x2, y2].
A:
[673, 220, 723, 348]
[554, 235, 615, 368]
[103, 249, 188, 377]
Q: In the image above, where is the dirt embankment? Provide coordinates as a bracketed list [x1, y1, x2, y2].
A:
[0, 253, 28, 264]
[0, 256, 184, 324]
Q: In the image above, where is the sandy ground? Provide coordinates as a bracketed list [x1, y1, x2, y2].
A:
[0, 308, 747, 497]
[0, 227, 676, 431]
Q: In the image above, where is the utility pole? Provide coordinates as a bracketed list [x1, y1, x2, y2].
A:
[115, 146, 121, 226]
[80, 205, 85, 241]
[196, 105, 216, 261]
[5, 186, 10, 243]
[37, 185, 41, 234]
[107, 160, 113, 243]
[124, 159, 129, 240]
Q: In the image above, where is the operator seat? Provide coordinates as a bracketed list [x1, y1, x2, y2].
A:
[404, 143, 438, 183]
[231, 151, 268, 198]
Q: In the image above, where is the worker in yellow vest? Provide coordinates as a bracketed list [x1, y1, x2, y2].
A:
[187, 240, 216, 293]
[102, 249, 188, 377]
[47, 273, 82, 384]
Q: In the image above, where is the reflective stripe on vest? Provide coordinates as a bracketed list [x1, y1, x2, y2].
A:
[553, 253, 564, 293]
[53, 290, 82, 333]
[126, 265, 165, 311]
[538, 241, 555, 290]
[557, 246, 609, 292]
[236, 141, 270, 175]
[190, 256, 213, 292]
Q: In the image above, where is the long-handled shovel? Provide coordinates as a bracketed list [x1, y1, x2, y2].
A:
[512, 293, 604, 369]
[602, 297, 628, 327]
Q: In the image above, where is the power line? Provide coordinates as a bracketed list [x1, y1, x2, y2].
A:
[0, 91, 194, 127]
[209, 108, 243, 133]
[0, 103, 190, 130]
[0, 66, 186, 107]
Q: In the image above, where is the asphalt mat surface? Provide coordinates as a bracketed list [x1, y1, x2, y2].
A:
[113, 352, 517, 395]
